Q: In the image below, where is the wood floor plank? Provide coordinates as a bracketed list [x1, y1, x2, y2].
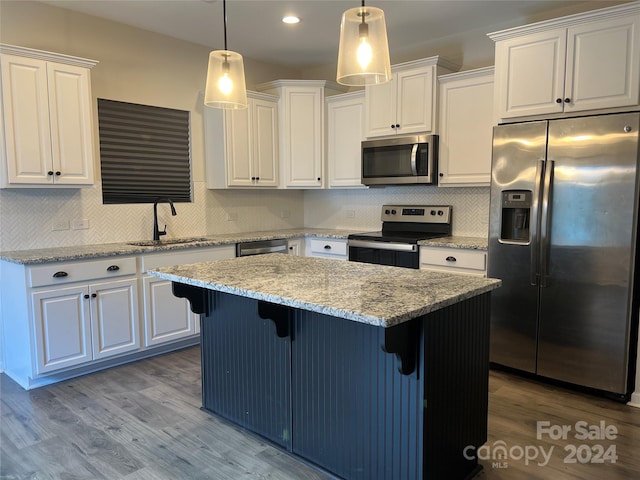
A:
[1, 346, 638, 480]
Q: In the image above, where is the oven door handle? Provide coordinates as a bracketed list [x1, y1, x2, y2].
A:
[348, 240, 418, 252]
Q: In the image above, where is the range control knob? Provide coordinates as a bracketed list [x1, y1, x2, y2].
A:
[430, 210, 436, 216]
[385, 209, 391, 214]
[438, 210, 444, 216]
[391, 209, 396, 215]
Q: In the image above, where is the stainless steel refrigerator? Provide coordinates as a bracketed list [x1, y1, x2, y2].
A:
[488, 112, 640, 398]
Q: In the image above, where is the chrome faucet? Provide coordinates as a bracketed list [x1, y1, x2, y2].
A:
[153, 198, 177, 241]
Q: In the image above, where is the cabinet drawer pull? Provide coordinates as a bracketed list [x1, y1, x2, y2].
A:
[52, 271, 68, 278]
[445, 256, 457, 262]
[324, 245, 332, 250]
[107, 265, 120, 272]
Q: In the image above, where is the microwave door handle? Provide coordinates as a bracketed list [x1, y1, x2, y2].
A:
[410, 144, 419, 175]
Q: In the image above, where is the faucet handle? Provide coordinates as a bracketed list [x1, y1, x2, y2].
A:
[159, 225, 167, 237]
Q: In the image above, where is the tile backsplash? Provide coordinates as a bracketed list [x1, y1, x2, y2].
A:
[304, 186, 490, 237]
[0, 183, 489, 252]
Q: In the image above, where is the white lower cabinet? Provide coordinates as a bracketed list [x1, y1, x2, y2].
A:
[420, 246, 486, 276]
[305, 238, 348, 260]
[140, 246, 235, 346]
[30, 259, 140, 374]
[287, 238, 304, 256]
[32, 277, 139, 374]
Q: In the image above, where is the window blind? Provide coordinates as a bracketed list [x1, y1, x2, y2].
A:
[98, 98, 192, 204]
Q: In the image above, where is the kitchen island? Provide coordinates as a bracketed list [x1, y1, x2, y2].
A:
[148, 254, 501, 480]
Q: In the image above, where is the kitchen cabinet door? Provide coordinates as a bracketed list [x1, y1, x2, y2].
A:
[280, 85, 324, 187]
[564, 14, 640, 113]
[438, 67, 494, 187]
[365, 57, 456, 139]
[206, 91, 279, 188]
[491, 2, 640, 119]
[143, 275, 197, 346]
[32, 285, 92, 374]
[493, 29, 566, 119]
[326, 91, 366, 188]
[0, 47, 96, 187]
[366, 64, 434, 138]
[89, 278, 140, 360]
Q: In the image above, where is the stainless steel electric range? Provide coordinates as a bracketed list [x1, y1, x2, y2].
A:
[348, 205, 452, 269]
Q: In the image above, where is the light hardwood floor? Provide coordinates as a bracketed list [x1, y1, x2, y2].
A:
[1, 346, 638, 479]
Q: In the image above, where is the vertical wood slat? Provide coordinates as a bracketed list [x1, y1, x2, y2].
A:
[291, 310, 423, 480]
[200, 292, 292, 449]
[423, 293, 491, 479]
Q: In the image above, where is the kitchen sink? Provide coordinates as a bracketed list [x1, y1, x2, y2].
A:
[127, 237, 209, 247]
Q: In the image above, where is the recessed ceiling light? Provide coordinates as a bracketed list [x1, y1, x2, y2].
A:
[282, 15, 301, 24]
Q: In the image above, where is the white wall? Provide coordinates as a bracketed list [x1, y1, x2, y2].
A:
[0, 0, 304, 251]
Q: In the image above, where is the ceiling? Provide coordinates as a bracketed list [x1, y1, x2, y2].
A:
[41, 0, 622, 69]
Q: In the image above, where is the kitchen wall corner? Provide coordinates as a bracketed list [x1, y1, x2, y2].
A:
[304, 186, 490, 237]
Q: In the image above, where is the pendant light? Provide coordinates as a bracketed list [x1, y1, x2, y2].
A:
[336, 0, 391, 86]
[204, 0, 248, 109]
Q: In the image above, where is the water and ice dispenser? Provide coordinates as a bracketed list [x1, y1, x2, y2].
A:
[500, 190, 531, 243]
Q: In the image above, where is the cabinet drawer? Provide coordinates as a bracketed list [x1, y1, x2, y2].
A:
[420, 247, 486, 273]
[309, 239, 348, 257]
[141, 245, 235, 270]
[29, 256, 137, 287]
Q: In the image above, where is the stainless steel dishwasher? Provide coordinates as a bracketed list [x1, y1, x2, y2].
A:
[235, 238, 288, 257]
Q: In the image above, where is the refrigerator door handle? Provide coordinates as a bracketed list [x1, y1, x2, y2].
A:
[530, 159, 545, 286]
[539, 159, 555, 287]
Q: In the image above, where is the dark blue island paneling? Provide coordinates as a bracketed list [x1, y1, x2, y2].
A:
[188, 288, 490, 480]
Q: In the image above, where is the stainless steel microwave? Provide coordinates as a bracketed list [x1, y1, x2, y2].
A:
[361, 134, 438, 186]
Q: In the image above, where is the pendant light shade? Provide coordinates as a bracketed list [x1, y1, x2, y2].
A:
[204, 0, 247, 109]
[336, 2, 391, 86]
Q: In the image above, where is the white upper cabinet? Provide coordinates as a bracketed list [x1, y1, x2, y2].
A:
[365, 57, 458, 138]
[438, 67, 495, 187]
[326, 91, 366, 188]
[0, 45, 97, 188]
[205, 91, 279, 188]
[490, 3, 640, 120]
[257, 80, 347, 189]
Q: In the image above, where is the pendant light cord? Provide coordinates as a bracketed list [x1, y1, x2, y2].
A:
[223, 0, 228, 51]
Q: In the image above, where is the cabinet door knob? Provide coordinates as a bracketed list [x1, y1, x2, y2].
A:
[84, 294, 90, 299]
[107, 265, 120, 272]
[556, 98, 562, 104]
[445, 256, 457, 262]
[47, 171, 54, 176]
[395, 124, 400, 128]
[390, 124, 396, 129]
[317, 177, 321, 181]
[256, 177, 260, 181]
[91, 293, 97, 298]
[55, 171, 61, 176]
[439, 173, 444, 177]
[564, 98, 571, 103]
[52, 271, 68, 278]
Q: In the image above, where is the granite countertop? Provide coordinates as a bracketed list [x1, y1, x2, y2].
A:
[0, 229, 488, 265]
[419, 236, 488, 250]
[148, 253, 500, 328]
[0, 228, 357, 264]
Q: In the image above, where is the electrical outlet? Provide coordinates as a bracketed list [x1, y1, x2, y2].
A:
[52, 219, 69, 231]
[71, 218, 90, 230]
[280, 210, 290, 219]
[226, 212, 238, 221]
[346, 210, 356, 218]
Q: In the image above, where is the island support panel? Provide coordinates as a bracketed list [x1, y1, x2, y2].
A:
[199, 290, 490, 480]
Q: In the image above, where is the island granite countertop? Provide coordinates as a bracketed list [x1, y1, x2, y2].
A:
[148, 253, 500, 328]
